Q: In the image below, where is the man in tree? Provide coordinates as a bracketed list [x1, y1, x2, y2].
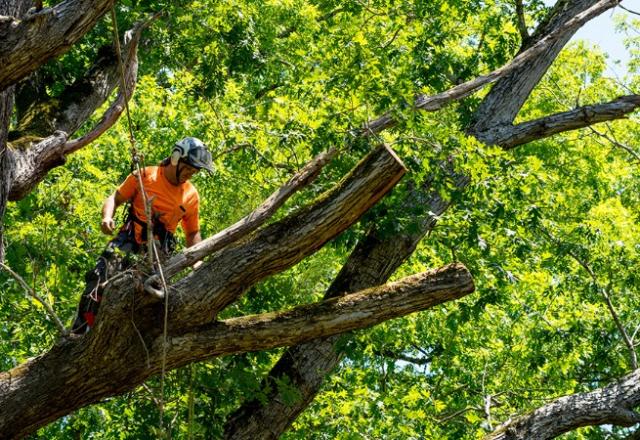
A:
[71, 137, 214, 335]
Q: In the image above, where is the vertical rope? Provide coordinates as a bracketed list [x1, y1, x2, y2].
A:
[109, 7, 171, 437]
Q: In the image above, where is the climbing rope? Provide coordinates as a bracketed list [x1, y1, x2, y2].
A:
[109, 7, 171, 436]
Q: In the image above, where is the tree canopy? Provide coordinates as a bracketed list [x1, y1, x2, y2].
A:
[1, 0, 640, 438]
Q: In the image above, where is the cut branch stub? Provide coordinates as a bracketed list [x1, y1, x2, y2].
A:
[168, 144, 407, 327]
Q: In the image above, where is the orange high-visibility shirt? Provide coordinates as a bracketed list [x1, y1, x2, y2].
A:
[117, 166, 200, 244]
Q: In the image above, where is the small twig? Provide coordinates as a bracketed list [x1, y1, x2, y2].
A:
[539, 228, 638, 370]
[203, 96, 230, 142]
[0, 262, 68, 336]
[141, 383, 163, 406]
[437, 406, 482, 423]
[588, 125, 640, 163]
[373, 348, 432, 365]
[380, 26, 402, 50]
[619, 4, 640, 16]
[632, 323, 640, 343]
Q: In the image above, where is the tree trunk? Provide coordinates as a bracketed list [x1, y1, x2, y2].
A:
[0, 0, 32, 260]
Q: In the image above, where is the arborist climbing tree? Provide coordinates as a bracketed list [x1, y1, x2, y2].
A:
[71, 137, 214, 335]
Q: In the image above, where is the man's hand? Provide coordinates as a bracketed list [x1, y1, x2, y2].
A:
[101, 217, 116, 235]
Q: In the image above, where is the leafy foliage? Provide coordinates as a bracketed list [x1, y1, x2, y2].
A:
[2, 1, 640, 438]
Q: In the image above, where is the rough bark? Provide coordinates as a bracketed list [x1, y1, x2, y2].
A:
[162, 263, 474, 367]
[7, 19, 145, 201]
[0, 264, 473, 439]
[0, 0, 33, 260]
[223, 0, 626, 438]
[488, 95, 640, 149]
[0, 0, 633, 437]
[0, 143, 408, 438]
[468, 0, 610, 135]
[0, 89, 10, 261]
[485, 368, 640, 440]
[12, 14, 155, 143]
[167, 144, 407, 327]
[224, 172, 465, 440]
[0, 0, 116, 92]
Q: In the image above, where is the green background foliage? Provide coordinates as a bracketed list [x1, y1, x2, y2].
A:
[3, 1, 640, 438]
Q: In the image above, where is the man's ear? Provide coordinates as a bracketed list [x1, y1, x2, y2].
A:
[170, 149, 183, 166]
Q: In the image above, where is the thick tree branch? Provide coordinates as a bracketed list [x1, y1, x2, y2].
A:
[0, 264, 474, 438]
[159, 263, 474, 367]
[223, 170, 467, 440]
[477, 95, 640, 149]
[485, 368, 640, 440]
[0, 0, 32, 262]
[0, 258, 471, 438]
[63, 15, 157, 152]
[0, 0, 117, 92]
[469, 0, 611, 134]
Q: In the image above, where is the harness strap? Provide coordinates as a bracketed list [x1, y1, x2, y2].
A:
[124, 205, 176, 254]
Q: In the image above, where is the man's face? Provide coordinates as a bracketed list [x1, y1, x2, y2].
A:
[178, 163, 200, 182]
